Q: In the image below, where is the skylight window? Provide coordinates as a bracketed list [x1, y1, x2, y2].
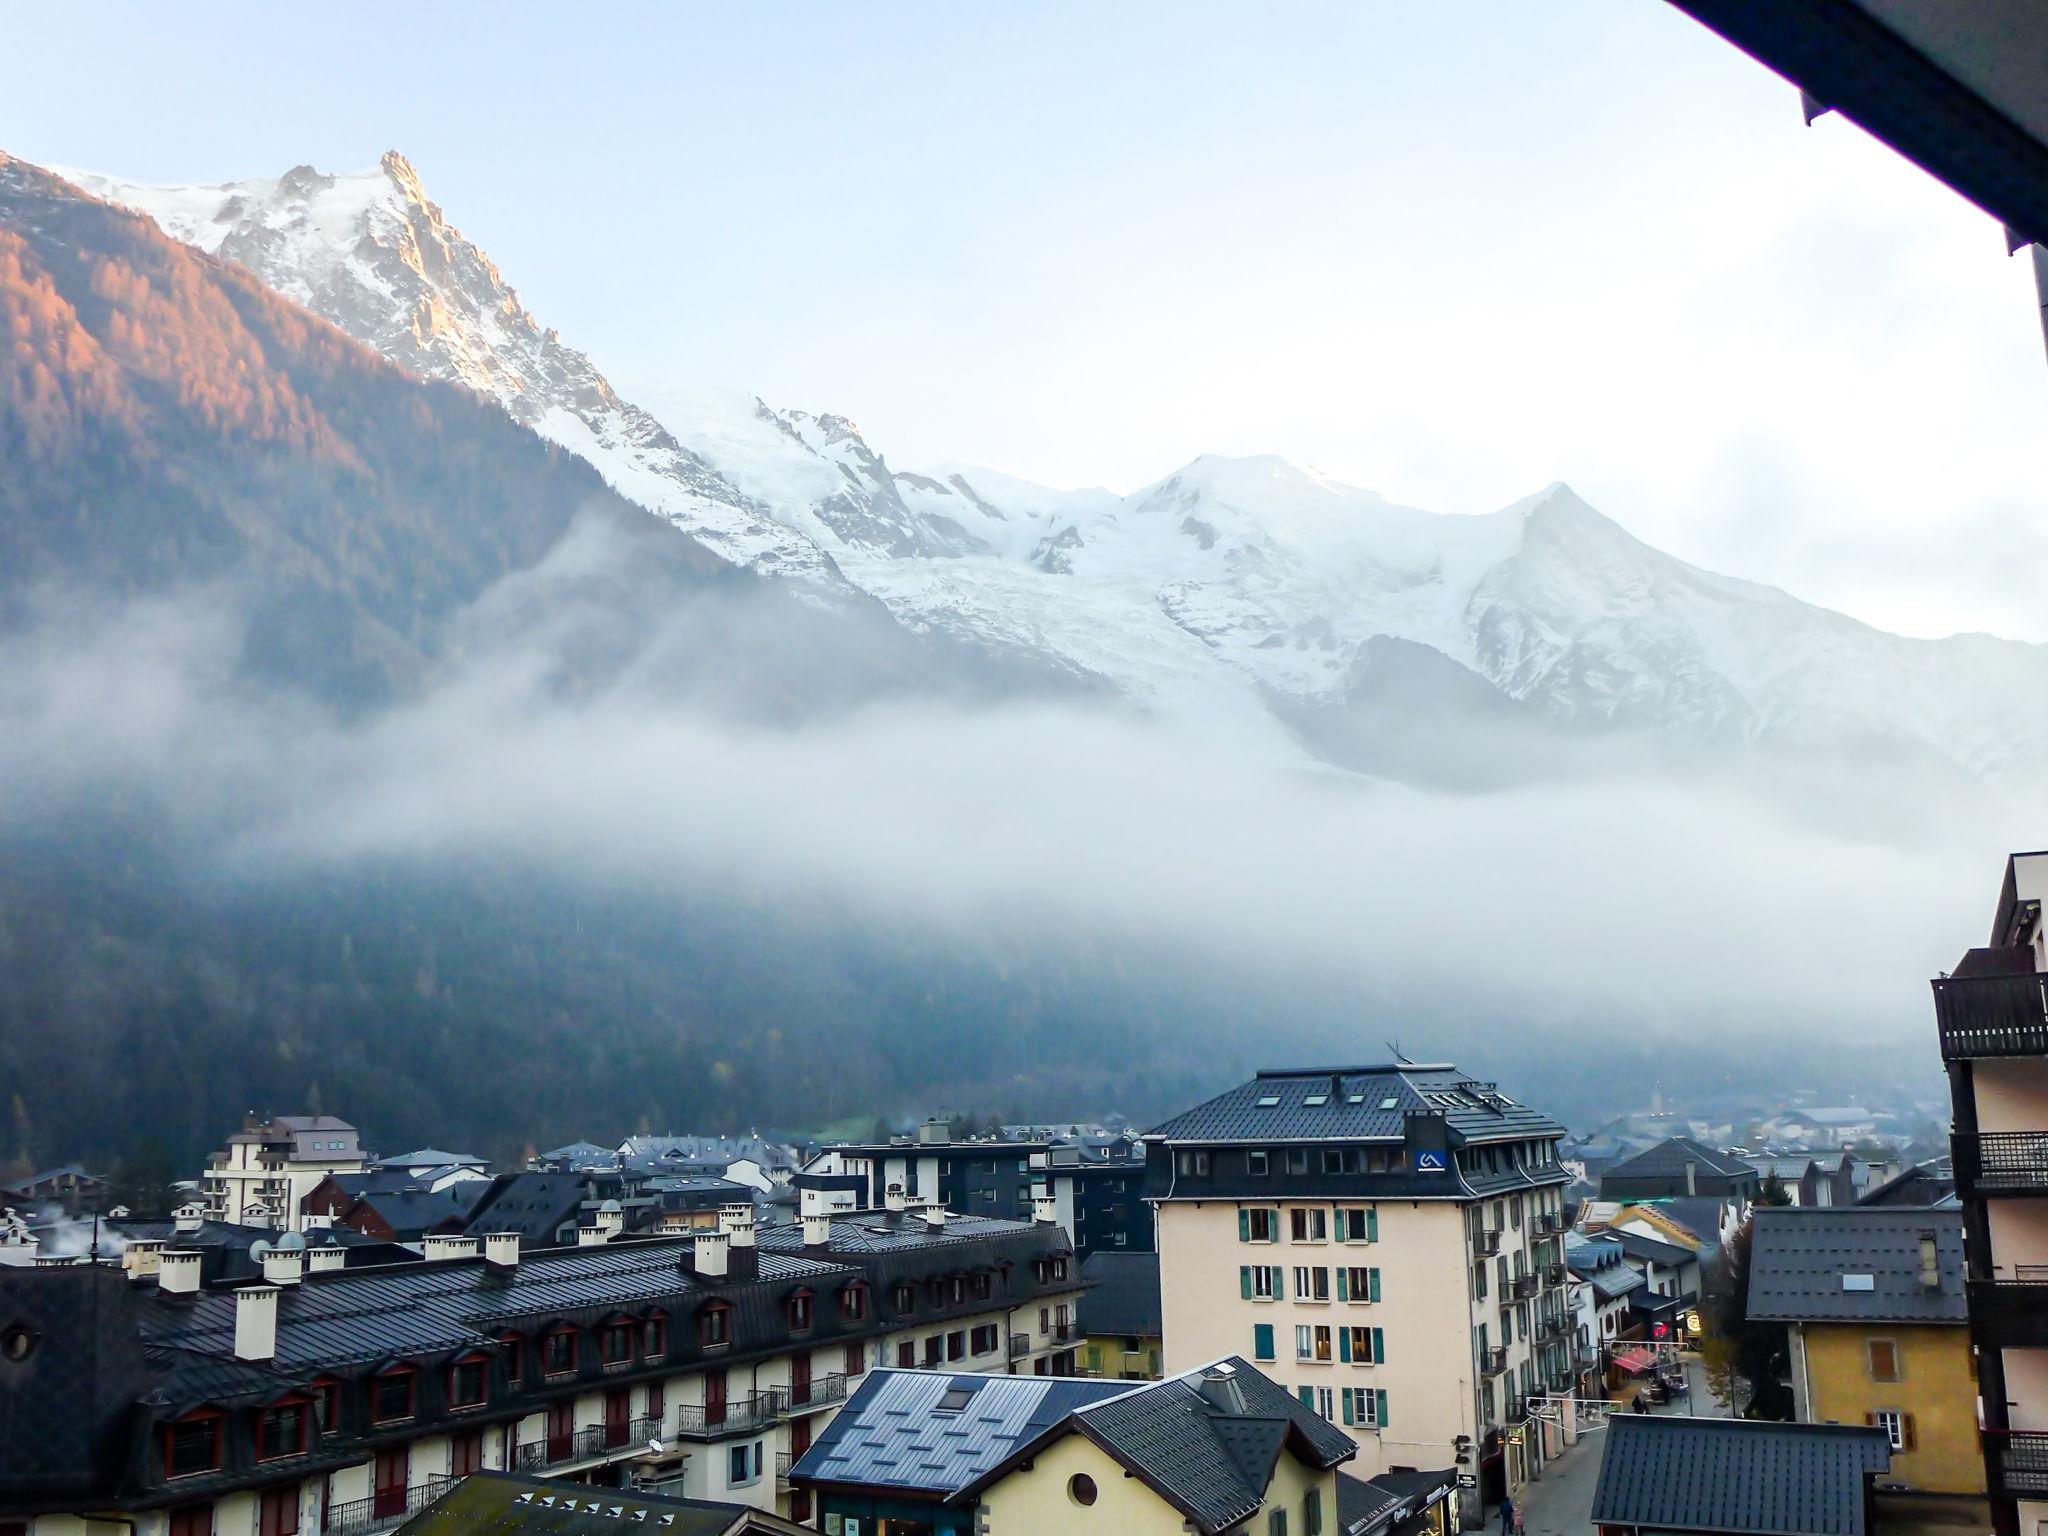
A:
[1255, 1095, 1282, 1108]
[1303, 1094, 1328, 1107]
[936, 1386, 978, 1411]
[1841, 1274, 1875, 1292]
[1379, 1097, 1399, 1110]
[1346, 1094, 1365, 1104]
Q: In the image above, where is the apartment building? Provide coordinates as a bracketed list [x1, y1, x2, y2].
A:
[1145, 1063, 1574, 1526]
[202, 1117, 367, 1232]
[1933, 849, 2048, 1536]
[0, 1200, 1081, 1536]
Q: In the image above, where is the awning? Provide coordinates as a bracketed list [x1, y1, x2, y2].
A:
[1612, 1346, 1657, 1374]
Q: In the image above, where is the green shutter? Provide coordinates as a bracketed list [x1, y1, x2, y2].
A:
[1368, 1267, 1382, 1303]
[1239, 1208, 1251, 1243]
[1373, 1327, 1385, 1363]
[1367, 1208, 1378, 1242]
[1376, 1388, 1389, 1428]
[1275, 1267, 1285, 1300]
[1241, 1265, 1252, 1299]
[1255, 1322, 1274, 1361]
[1297, 1386, 1314, 1409]
[1341, 1389, 1355, 1426]
[1339, 1327, 1352, 1363]
[1336, 1267, 1348, 1301]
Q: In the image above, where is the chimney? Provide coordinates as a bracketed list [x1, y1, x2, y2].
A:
[720, 1204, 757, 1247]
[423, 1235, 479, 1263]
[917, 1118, 952, 1146]
[1033, 1193, 1059, 1226]
[307, 1245, 346, 1275]
[1919, 1232, 1941, 1291]
[884, 1183, 908, 1214]
[159, 1250, 203, 1296]
[803, 1212, 832, 1248]
[922, 1203, 948, 1232]
[1196, 1363, 1247, 1417]
[1684, 1160, 1697, 1197]
[484, 1233, 521, 1270]
[262, 1249, 305, 1287]
[123, 1239, 165, 1280]
[694, 1230, 729, 1279]
[577, 1224, 609, 1247]
[235, 1284, 280, 1362]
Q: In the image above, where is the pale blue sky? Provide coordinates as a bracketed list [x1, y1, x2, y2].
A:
[8, 2, 2045, 639]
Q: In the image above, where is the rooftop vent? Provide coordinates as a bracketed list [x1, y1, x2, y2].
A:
[1918, 1232, 1940, 1291]
[1196, 1362, 1247, 1417]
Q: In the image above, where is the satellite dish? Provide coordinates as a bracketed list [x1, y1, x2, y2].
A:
[646, 1438, 665, 1455]
[250, 1239, 274, 1260]
[277, 1232, 307, 1252]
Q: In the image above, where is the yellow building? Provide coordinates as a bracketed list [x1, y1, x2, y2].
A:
[1077, 1250, 1163, 1380]
[792, 1356, 1355, 1535]
[1748, 1206, 1983, 1498]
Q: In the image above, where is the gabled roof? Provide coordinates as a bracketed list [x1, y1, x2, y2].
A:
[346, 1186, 477, 1237]
[1602, 1137, 1754, 1184]
[1747, 1208, 1966, 1324]
[1609, 1231, 1697, 1269]
[376, 1148, 486, 1169]
[1146, 1064, 1563, 1145]
[537, 1141, 614, 1165]
[1857, 1161, 1956, 1209]
[1592, 1416, 1890, 1536]
[398, 1468, 808, 1536]
[1078, 1251, 1160, 1338]
[461, 1174, 592, 1243]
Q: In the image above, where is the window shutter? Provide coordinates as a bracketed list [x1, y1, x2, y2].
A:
[1241, 1266, 1253, 1300]
[1367, 1208, 1378, 1243]
[1376, 1388, 1389, 1428]
[1298, 1386, 1314, 1409]
[1339, 1328, 1352, 1363]
[1902, 1415, 1916, 1451]
[1342, 1390, 1355, 1426]
[1369, 1268, 1382, 1303]
[1336, 1268, 1349, 1302]
[1374, 1327, 1385, 1364]
[1276, 1267, 1286, 1301]
[1255, 1323, 1274, 1361]
[1240, 1209, 1251, 1243]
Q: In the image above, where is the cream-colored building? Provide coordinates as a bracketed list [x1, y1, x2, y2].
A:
[1934, 848, 2048, 1536]
[201, 1115, 366, 1231]
[1146, 1064, 1574, 1528]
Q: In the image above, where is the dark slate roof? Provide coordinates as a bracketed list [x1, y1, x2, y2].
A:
[756, 1210, 1046, 1256]
[1621, 1198, 1730, 1253]
[108, 1219, 414, 1284]
[1078, 1251, 1160, 1338]
[1609, 1231, 1698, 1269]
[349, 1186, 479, 1236]
[1602, 1137, 1754, 1184]
[1747, 1208, 1967, 1324]
[397, 1468, 806, 1536]
[376, 1149, 487, 1169]
[1069, 1357, 1355, 1534]
[1857, 1162, 1957, 1209]
[1146, 1065, 1563, 1146]
[790, 1368, 1127, 1497]
[461, 1174, 592, 1244]
[537, 1141, 615, 1165]
[1591, 1417, 1890, 1536]
[1340, 1470, 1458, 1536]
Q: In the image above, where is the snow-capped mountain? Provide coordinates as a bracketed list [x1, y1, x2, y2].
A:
[62, 152, 2048, 779]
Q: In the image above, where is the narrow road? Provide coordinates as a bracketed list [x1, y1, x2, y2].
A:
[1515, 1359, 1731, 1535]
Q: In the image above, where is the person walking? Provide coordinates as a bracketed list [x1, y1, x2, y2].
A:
[1500, 1495, 1515, 1536]
[1513, 1505, 1526, 1536]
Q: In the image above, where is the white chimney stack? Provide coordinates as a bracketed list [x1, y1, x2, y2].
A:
[159, 1250, 203, 1295]
[721, 1204, 757, 1248]
[922, 1203, 948, 1231]
[307, 1245, 346, 1275]
[694, 1230, 729, 1278]
[262, 1250, 304, 1286]
[485, 1233, 521, 1269]
[884, 1183, 908, 1214]
[1033, 1194, 1058, 1226]
[124, 1239, 166, 1279]
[235, 1284, 279, 1362]
[803, 1212, 832, 1248]
[423, 1235, 479, 1263]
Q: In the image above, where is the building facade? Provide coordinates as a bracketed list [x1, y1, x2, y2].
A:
[1933, 849, 2048, 1536]
[202, 1118, 367, 1232]
[1145, 1063, 1574, 1525]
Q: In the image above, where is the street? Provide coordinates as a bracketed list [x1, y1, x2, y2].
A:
[1514, 1358, 1729, 1536]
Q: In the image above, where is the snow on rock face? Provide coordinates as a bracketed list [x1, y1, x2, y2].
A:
[60, 152, 2048, 781]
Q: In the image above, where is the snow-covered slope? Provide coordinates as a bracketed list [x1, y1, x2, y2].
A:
[63, 152, 2048, 780]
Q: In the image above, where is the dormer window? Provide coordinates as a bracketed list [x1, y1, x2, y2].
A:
[496, 1334, 523, 1389]
[644, 1311, 668, 1358]
[256, 1397, 310, 1461]
[893, 1282, 916, 1314]
[600, 1318, 636, 1368]
[840, 1283, 869, 1322]
[446, 1354, 488, 1410]
[370, 1366, 416, 1425]
[542, 1327, 577, 1378]
[310, 1377, 342, 1435]
[164, 1410, 224, 1478]
[786, 1289, 815, 1333]
[700, 1300, 733, 1349]
[950, 1278, 966, 1305]
[972, 1273, 992, 1302]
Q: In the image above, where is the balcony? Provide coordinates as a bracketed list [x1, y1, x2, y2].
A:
[1539, 1313, 1572, 1342]
[1970, 1281, 2048, 1346]
[326, 1476, 456, 1536]
[1009, 1334, 1032, 1359]
[1050, 1322, 1075, 1343]
[514, 1425, 609, 1474]
[1955, 1133, 2048, 1198]
[1985, 1431, 2048, 1501]
[775, 1451, 794, 1493]
[674, 1391, 787, 1439]
[1934, 972, 2048, 1061]
[1511, 1273, 1538, 1301]
[1536, 1211, 1568, 1236]
[1480, 1346, 1508, 1377]
[1473, 1229, 1500, 1257]
[784, 1373, 848, 1415]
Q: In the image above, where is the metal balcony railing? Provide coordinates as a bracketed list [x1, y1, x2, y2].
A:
[1543, 1262, 1568, 1287]
[1473, 1229, 1500, 1257]
[1986, 1431, 2048, 1500]
[785, 1373, 848, 1415]
[775, 1451, 794, 1492]
[1536, 1211, 1569, 1236]
[1934, 973, 2048, 1060]
[674, 1390, 787, 1439]
[1008, 1334, 1031, 1359]
[1050, 1323, 1074, 1342]
[1480, 1346, 1508, 1377]
[325, 1476, 456, 1536]
[1955, 1132, 2048, 1196]
[514, 1425, 609, 1473]
[1970, 1281, 2048, 1346]
[1511, 1273, 1538, 1301]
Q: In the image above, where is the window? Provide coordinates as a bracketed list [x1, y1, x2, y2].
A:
[1295, 1325, 1332, 1362]
[311, 1378, 341, 1436]
[257, 1400, 309, 1461]
[1873, 1410, 1913, 1452]
[787, 1291, 815, 1333]
[972, 1272, 992, 1301]
[257, 1488, 298, 1536]
[1248, 1151, 1270, 1176]
[646, 1380, 665, 1422]
[644, 1312, 667, 1358]
[1868, 1340, 1900, 1383]
[1344, 1267, 1381, 1302]
[1069, 1473, 1099, 1506]
[371, 1369, 415, 1425]
[165, 1413, 223, 1478]
[1270, 1510, 1288, 1536]
[168, 1508, 212, 1536]
[922, 1335, 942, 1367]
[847, 1341, 867, 1376]
[1339, 1208, 1375, 1243]
[451, 1428, 485, 1476]
[1289, 1208, 1328, 1242]
[1315, 1385, 1334, 1419]
[946, 1330, 967, 1362]
[1341, 1386, 1387, 1427]
[543, 1328, 577, 1376]
[1473, 1263, 1488, 1300]
[896, 1340, 916, 1367]
[971, 1324, 999, 1355]
[1285, 1150, 1309, 1176]
[893, 1282, 916, 1313]
[699, 1302, 732, 1349]
[842, 1283, 869, 1320]
[1345, 1326, 1384, 1364]
[496, 1335, 523, 1389]
[1321, 1149, 1343, 1175]
[1305, 1487, 1324, 1536]
[447, 1356, 488, 1409]
[727, 1442, 762, 1486]
[1243, 1208, 1277, 1243]
[1242, 1264, 1283, 1299]
[1176, 1151, 1211, 1177]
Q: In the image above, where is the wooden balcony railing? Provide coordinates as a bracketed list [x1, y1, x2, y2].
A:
[1934, 973, 2048, 1060]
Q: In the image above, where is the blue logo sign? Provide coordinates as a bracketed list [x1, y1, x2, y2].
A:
[1413, 1150, 1448, 1174]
